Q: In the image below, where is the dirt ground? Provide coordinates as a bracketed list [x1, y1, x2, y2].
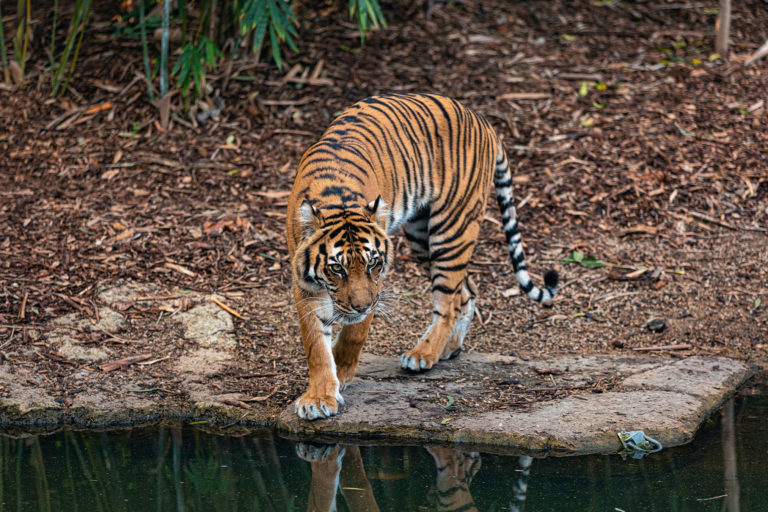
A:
[1, 0, 767, 419]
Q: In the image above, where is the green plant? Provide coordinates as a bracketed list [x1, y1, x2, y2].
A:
[160, 0, 170, 96]
[172, 37, 222, 100]
[139, 0, 156, 100]
[4, 0, 389, 114]
[238, 0, 298, 69]
[51, 0, 93, 95]
[0, 1, 9, 85]
[349, 0, 386, 41]
[562, 250, 605, 268]
[12, 0, 31, 86]
[49, 0, 59, 74]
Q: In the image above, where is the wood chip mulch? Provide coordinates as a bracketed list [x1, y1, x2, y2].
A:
[0, 0, 766, 415]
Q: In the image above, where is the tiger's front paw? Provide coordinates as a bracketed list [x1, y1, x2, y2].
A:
[400, 349, 439, 372]
[295, 390, 344, 420]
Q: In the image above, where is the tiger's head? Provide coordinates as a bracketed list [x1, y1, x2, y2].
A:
[292, 197, 391, 325]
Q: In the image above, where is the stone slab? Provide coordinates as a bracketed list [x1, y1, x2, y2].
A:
[277, 354, 752, 455]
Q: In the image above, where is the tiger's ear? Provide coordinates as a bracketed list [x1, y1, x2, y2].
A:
[365, 195, 389, 229]
[299, 200, 324, 232]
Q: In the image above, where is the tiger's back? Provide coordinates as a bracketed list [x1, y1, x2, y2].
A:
[286, 93, 557, 420]
[288, 93, 498, 244]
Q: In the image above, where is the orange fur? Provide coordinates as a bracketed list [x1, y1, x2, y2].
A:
[286, 93, 557, 420]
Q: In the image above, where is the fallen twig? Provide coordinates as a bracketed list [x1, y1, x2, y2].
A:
[137, 355, 172, 366]
[498, 92, 550, 100]
[164, 262, 197, 277]
[212, 297, 245, 320]
[685, 210, 767, 233]
[223, 398, 252, 409]
[18, 291, 27, 320]
[99, 353, 153, 371]
[42, 350, 78, 365]
[632, 344, 693, 352]
[745, 40, 768, 66]
[135, 294, 188, 302]
[696, 494, 728, 502]
[241, 388, 279, 402]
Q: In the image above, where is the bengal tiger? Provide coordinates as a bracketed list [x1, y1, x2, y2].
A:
[297, 442, 484, 512]
[286, 93, 558, 420]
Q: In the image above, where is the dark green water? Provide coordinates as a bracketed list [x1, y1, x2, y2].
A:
[0, 396, 764, 512]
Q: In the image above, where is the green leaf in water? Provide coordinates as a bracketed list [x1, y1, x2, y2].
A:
[443, 395, 455, 408]
[441, 417, 452, 425]
[578, 81, 589, 96]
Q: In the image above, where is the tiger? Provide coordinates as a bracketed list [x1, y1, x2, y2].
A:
[286, 93, 558, 420]
[425, 446, 481, 512]
[297, 443, 381, 512]
[296, 442, 484, 512]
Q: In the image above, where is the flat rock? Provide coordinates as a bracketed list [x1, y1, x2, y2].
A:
[56, 335, 112, 362]
[50, 306, 125, 333]
[176, 301, 236, 349]
[277, 353, 751, 455]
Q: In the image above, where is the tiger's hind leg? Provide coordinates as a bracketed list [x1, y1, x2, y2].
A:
[440, 276, 477, 360]
[400, 216, 480, 372]
[402, 207, 431, 272]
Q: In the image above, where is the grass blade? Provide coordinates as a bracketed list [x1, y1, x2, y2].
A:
[60, 0, 92, 96]
[0, 1, 9, 85]
[139, 0, 155, 100]
[48, 0, 59, 74]
[52, 0, 85, 95]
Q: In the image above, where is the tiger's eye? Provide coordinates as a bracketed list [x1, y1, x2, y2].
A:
[367, 257, 378, 268]
[328, 263, 344, 274]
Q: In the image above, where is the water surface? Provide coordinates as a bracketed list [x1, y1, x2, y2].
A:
[1, 396, 764, 511]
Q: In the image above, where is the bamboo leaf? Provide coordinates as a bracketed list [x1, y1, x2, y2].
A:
[269, 24, 282, 69]
[0, 1, 9, 85]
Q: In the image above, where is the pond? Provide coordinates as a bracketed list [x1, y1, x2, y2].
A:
[0, 395, 764, 511]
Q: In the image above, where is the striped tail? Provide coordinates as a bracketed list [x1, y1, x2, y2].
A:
[494, 142, 558, 302]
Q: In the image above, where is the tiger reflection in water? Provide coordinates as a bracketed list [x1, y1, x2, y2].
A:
[297, 443, 533, 512]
